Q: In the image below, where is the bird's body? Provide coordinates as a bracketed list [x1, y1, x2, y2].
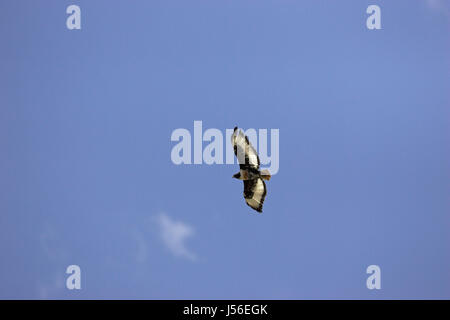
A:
[231, 127, 271, 213]
[234, 168, 258, 181]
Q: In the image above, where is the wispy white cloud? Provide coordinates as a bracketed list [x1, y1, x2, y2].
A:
[156, 213, 197, 261]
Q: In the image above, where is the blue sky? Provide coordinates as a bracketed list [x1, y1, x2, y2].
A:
[0, 0, 449, 299]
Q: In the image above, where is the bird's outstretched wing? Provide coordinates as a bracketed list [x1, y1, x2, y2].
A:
[231, 127, 260, 170]
[243, 178, 267, 213]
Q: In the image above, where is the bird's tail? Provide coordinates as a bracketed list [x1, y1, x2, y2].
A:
[260, 169, 271, 181]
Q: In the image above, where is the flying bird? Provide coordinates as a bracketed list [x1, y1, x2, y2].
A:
[231, 127, 271, 213]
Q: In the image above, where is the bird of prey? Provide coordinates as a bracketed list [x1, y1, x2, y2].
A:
[231, 127, 271, 213]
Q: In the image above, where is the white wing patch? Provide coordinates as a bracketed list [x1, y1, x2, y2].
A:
[245, 198, 261, 209]
[231, 128, 259, 169]
[244, 178, 267, 212]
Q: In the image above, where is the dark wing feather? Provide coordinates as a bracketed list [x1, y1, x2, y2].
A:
[243, 178, 267, 213]
[231, 127, 260, 171]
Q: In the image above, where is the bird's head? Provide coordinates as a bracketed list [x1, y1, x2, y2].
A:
[232, 172, 241, 180]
